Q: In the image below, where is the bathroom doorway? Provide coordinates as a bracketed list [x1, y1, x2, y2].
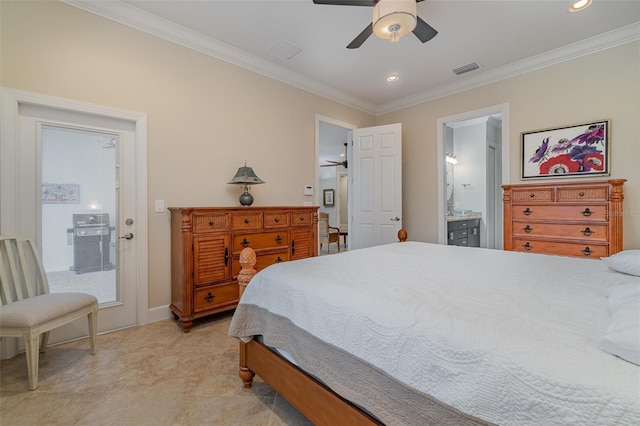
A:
[436, 104, 510, 249]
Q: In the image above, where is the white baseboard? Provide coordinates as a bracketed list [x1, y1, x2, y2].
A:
[147, 304, 172, 324]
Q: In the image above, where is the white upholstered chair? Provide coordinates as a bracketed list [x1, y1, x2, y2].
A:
[318, 212, 340, 253]
[0, 237, 98, 390]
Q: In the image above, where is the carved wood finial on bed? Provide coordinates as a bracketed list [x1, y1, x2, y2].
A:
[398, 228, 407, 242]
[238, 247, 257, 299]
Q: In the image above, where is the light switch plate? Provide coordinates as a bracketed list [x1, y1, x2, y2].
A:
[304, 185, 313, 196]
[155, 199, 165, 213]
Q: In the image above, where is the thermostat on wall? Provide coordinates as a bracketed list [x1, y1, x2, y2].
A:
[304, 185, 313, 196]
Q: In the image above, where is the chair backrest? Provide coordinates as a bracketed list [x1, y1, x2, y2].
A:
[0, 237, 50, 306]
[318, 213, 329, 237]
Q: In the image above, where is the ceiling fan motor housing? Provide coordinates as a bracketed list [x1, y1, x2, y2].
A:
[373, 0, 417, 43]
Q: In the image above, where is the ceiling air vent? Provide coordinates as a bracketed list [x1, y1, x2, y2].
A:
[452, 62, 480, 76]
[267, 40, 303, 61]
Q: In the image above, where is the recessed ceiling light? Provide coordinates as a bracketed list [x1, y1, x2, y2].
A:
[387, 74, 399, 82]
[569, 0, 592, 12]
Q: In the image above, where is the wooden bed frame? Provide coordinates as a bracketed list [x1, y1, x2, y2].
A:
[236, 229, 408, 425]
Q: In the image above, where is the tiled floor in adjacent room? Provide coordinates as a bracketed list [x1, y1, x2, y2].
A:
[0, 312, 313, 426]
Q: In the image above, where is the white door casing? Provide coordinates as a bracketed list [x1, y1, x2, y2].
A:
[0, 88, 148, 345]
[351, 123, 402, 250]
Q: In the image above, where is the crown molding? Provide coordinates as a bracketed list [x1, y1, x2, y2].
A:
[375, 22, 640, 115]
[60, 0, 378, 115]
[61, 1, 638, 117]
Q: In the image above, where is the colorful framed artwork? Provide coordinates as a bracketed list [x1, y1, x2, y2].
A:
[521, 120, 610, 180]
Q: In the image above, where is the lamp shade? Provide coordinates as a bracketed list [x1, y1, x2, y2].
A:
[372, 0, 417, 43]
[228, 166, 265, 185]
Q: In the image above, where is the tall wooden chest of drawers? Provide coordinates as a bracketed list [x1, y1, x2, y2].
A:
[502, 179, 625, 258]
[170, 206, 318, 332]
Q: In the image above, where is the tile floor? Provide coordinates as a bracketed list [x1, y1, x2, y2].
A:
[0, 312, 313, 426]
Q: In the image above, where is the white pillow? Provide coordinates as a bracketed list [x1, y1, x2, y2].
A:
[602, 250, 640, 277]
[601, 283, 640, 365]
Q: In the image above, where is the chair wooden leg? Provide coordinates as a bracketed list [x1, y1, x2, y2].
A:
[23, 330, 40, 390]
[88, 306, 98, 355]
[40, 331, 50, 353]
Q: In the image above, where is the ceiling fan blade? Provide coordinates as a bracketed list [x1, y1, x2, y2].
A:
[321, 164, 340, 167]
[412, 16, 438, 43]
[313, 0, 378, 6]
[347, 23, 373, 49]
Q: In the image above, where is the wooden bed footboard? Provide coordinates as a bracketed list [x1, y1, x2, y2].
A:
[235, 229, 407, 425]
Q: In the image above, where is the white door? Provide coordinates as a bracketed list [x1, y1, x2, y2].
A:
[1, 89, 146, 344]
[351, 123, 402, 250]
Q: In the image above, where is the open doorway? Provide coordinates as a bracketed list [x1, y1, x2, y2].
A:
[315, 116, 355, 255]
[436, 104, 510, 249]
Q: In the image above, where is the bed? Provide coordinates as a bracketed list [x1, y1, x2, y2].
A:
[228, 235, 640, 425]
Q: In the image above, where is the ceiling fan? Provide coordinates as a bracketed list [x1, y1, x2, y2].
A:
[321, 143, 348, 169]
[313, 0, 438, 49]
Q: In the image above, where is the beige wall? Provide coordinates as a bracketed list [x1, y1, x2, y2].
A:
[378, 42, 640, 249]
[2, 2, 638, 313]
[0, 1, 374, 309]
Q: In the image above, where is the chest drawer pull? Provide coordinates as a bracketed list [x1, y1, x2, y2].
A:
[299, 216, 305, 222]
[523, 242, 532, 250]
[224, 247, 229, 266]
[275, 256, 283, 263]
[204, 292, 215, 303]
[523, 225, 533, 233]
[274, 217, 280, 223]
[529, 193, 535, 198]
[240, 238, 249, 247]
[209, 220, 214, 226]
[523, 208, 532, 216]
[578, 192, 585, 197]
[582, 247, 593, 256]
[582, 227, 594, 236]
[244, 218, 250, 224]
[581, 208, 592, 217]
[275, 235, 283, 243]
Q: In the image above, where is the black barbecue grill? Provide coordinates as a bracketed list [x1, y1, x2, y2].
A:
[69, 213, 114, 274]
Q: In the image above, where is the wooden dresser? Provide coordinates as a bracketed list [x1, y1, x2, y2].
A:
[502, 179, 625, 258]
[170, 206, 318, 332]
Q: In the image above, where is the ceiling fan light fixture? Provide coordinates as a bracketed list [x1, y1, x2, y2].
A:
[373, 0, 417, 43]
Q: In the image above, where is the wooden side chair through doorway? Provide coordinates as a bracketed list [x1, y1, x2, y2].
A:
[0, 237, 98, 390]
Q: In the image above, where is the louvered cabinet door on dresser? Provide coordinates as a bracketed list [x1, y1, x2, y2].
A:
[502, 179, 625, 259]
[170, 206, 318, 332]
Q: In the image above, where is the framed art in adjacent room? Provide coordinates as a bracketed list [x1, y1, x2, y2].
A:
[521, 120, 610, 179]
[323, 189, 334, 207]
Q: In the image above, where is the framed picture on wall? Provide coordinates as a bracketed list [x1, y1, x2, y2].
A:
[323, 189, 334, 207]
[521, 120, 610, 179]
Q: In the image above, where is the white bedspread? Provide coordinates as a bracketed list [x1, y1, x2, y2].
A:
[235, 242, 640, 425]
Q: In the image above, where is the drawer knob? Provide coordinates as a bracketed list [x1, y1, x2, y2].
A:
[299, 216, 305, 221]
[275, 235, 283, 244]
[523, 208, 532, 216]
[523, 225, 533, 233]
[578, 192, 585, 197]
[582, 227, 594, 236]
[523, 242, 532, 251]
[241, 238, 249, 247]
[209, 220, 214, 226]
[244, 218, 250, 224]
[274, 217, 280, 223]
[529, 193, 535, 198]
[582, 247, 593, 256]
[204, 292, 215, 303]
[581, 208, 592, 217]
[275, 256, 282, 263]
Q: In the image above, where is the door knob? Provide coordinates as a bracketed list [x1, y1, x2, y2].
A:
[119, 232, 134, 240]
[390, 217, 400, 221]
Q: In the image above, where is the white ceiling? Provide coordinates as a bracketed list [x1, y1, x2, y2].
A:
[67, 0, 640, 116]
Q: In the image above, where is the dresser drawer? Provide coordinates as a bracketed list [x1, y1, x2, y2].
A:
[511, 188, 554, 202]
[512, 204, 607, 221]
[193, 282, 239, 312]
[231, 212, 263, 230]
[291, 212, 313, 226]
[264, 211, 290, 228]
[512, 222, 608, 241]
[233, 231, 289, 252]
[557, 186, 608, 202]
[512, 238, 608, 258]
[193, 213, 229, 233]
[232, 251, 289, 277]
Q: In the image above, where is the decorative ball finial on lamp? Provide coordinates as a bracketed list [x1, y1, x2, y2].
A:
[228, 163, 265, 206]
